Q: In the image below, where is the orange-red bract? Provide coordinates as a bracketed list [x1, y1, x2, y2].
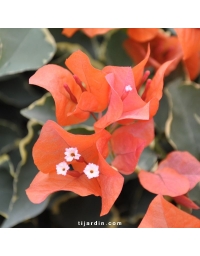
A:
[132, 44, 150, 89]
[175, 28, 200, 80]
[124, 29, 182, 76]
[65, 50, 110, 112]
[94, 66, 150, 130]
[141, 59, 177, 117]
[157, 151, 200, 190]
[127, 28, 159, 42]
[138, 151, 200, 209]
[138, 195, 200, 228]
[173, 195, 199, 210]
[110, 119, 154, 175]
[26, 120, 124, 216]
[29, 50, 110, 126]
[132, 44, 176, 117]
[62, 28, 79, 37]
[94, 54, 175, 130]
[138, 168, 190, 197]
[62, 28, 112, 38]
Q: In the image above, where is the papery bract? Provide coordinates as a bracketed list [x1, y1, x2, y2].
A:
[127, 28, 159, 42]
[110, 119, 154, 175]
[175, 28, 200, 60]
[138, 195, 200, 228]
[95, 51, 176, 130]
[138, 151, 200, 209]
[94, 66, 150, 130]
[141, 59, 178, 117]
[62, 28, 112, 38]
[173, 195, 199, 210]
[29, 64, 88, 125]
[29, 50, 110, 126]
[62, 28, 79, 37]
[138, 168, 190, 197]
[124, 29, 182, 76]
[26, 120, 124, 216]
[125, 28, 200, 81]
[157, 151, 200, 190]
[175, 28, 200, 80]
[65, 50, 109, 112]
[132, 44, 150, 89]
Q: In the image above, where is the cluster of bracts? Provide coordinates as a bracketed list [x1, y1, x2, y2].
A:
[26, 28, 200, 227]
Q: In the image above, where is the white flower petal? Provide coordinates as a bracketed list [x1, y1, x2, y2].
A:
[125, 85, 133, 92]
[83, 163, 99, 179]
[56, 161, 70, 176]
[64, 147, 81, 162]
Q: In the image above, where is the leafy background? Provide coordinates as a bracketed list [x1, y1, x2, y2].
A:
[1, 28, 200, 228]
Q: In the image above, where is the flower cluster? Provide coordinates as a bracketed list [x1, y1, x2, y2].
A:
[26, 28, 200, 218]
[124, 28, 200, 80]
[56, 147, 99, 179]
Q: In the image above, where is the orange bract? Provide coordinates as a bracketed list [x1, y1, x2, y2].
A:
[62, 28, 79, 37]
[29, 50, 110, 126]
[141, 59, 177, 117]
[138, 195, 200, 228]
[158, 151, 200, 190]
[124, 29, 182, 76]
[127, 28, 159, 42]
[94, 50, 175, 130]
[26, 120, 124, 216]
[138, 168, 190, 197]
[175, 28, 200, 60]
[110, 119, 154, 175]
[175, 28, 200, 80]
[138, 151, 200, 209]
[125, 28, 200, 81]
[65, 50, 110, 112]
[132, 44, 150, 89]
[94, 66, 150, 130]
[62, 28, 112, 38]
[173, 195, 199, 210]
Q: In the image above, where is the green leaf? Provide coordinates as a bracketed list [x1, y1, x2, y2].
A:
[20, 92, 56, 125]
[0, 100, 27, 129]
[64, 114, 95, 133]
[164, 62, 186, 85]
[81, 113, 96, 127]
[66, 127, 94, 135]
[188, 182, 200, 205]
[166, 82, 200, 159]
[49, 28, 96, 59]
[0, 37, 2, 61]
[0, 155, 14, 218]
[7, 147, 22, 170]
[154, 91, 169, 133]
[0, 73, 45, 107]
[0, 28, 56, 77]
[1, 121, 48, 228]
[137, 147, 157, 171]
[0, 119, 21, 154]
[105, 29, 133, 66]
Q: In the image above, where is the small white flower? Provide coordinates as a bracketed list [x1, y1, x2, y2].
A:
[83, 163, 99, 179]
[64, 147, 81, 162]
[56, 161, 70, 176]
[125, 85, 133, 92]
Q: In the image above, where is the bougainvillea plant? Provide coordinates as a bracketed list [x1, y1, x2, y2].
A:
[0, 28, 200, 228]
